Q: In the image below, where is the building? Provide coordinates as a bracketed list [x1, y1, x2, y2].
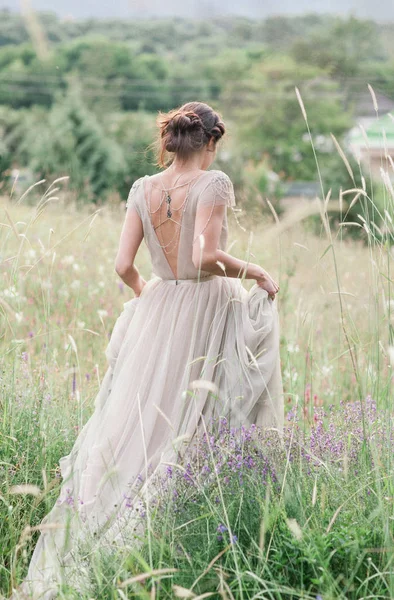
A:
[346, 89, 394, 182]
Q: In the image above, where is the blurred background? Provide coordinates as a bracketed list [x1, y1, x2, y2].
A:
[3, 6, 394, 598]
[1, 1, 394, 233]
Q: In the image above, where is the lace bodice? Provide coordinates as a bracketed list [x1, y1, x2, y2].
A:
[125, 169, 236, 280]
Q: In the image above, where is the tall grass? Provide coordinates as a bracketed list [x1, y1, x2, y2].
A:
[1, 86, 393, 598]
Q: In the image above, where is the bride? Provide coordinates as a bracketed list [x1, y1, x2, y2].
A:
[10, 101, 284, 599]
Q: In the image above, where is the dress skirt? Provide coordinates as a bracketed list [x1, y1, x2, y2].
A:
[10, 274, 284, 599]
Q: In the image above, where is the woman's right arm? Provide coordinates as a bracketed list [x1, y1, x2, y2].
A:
[192, 202, 280, 299]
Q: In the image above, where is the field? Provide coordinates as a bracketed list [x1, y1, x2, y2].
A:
[1, 169, 393, 599]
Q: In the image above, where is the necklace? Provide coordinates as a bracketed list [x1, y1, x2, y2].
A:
[160, 170, 204, 218]
[148, 171, 192, 214]
[147, 178, 194, 254]
[148, 172, 184, 215]
[145, 170, 206, 258]
[147, 170, 204, 220]
[163, 172, 184, 218]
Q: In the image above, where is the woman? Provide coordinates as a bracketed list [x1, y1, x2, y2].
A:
[10, 101, 283, 599]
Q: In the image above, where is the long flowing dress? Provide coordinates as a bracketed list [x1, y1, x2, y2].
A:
[10, 169, 284, 599]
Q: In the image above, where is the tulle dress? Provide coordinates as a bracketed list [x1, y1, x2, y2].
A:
[10, 169, 284, 599]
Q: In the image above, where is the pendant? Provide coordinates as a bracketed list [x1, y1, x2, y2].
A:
[166, 193, 172, 218]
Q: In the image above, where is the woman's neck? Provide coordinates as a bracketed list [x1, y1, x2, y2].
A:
[168, 157, 206, 174]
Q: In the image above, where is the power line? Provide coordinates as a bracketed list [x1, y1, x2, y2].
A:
[0, 85, 352, 102]
[0, 72, 392, 85]
[0, 75, 386, 97]
[0, 74, 392, 108]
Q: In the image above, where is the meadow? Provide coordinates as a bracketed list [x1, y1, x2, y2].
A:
[1, 146, 393, 599]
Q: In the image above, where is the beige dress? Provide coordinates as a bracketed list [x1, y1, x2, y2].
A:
[10, 169, 284, 599]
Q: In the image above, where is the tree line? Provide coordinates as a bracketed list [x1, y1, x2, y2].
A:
[0, 10, 390, 235]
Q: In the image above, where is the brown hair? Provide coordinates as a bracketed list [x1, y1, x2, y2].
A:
[154, 101, 226, 168]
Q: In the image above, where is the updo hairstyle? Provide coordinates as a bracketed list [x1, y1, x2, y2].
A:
[155, 101, 226, 168]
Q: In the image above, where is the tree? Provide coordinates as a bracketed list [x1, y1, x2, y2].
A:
[291, 16, 386, 78]
[24, 87, 126, 201]
[220, 55, 353, 191]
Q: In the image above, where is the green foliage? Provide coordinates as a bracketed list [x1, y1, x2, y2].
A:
[1, 9, 394, 225]
[71, 411, 391, 599]
[290, 16, 387, 77]
[102, 110, 159, 198]
[223, 56, 353, 180]
[0, 105, 42, 186]
[23, 87, 126, 201]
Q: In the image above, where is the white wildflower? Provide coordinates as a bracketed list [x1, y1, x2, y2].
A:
[287, 342, 300, 353]
[3, 286, 19, 298]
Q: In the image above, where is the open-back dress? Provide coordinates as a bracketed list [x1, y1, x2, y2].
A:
[11, 169, 284, 600]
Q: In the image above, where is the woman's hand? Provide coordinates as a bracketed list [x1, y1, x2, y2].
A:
[254, 267, 280, 301]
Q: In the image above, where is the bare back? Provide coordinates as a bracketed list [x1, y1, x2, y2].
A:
[126, 169, 236, 280]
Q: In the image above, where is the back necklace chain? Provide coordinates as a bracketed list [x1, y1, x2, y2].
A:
[148, 170, 203, 217]
[147, 173, 200, 253]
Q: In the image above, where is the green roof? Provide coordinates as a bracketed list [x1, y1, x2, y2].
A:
[349, 113, 394, 148]
[283, 181, 321, 198]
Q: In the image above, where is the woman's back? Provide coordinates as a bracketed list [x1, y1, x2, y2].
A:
[126, 169, 235, 280]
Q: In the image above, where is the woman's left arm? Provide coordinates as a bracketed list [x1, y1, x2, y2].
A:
[114, 204, 147, 297]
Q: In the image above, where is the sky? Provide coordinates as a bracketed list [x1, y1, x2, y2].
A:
[1, 0, 394, 22]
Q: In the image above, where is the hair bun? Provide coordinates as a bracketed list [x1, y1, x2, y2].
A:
[155, 101, 226, 167]
[169, 111, 204, 134]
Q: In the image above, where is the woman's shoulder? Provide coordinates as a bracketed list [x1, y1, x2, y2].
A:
[131, 170, 232, 185]
[199, 169, 234, 191]
[205, 169, 232, 182]
[198, 169, 236, 207]
[129, 175, 148, 190]
[125, 175, 147, 209]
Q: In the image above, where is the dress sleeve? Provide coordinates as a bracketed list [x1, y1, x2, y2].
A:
[125, 177, 144, 213]
[197, 170, 236, 208]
